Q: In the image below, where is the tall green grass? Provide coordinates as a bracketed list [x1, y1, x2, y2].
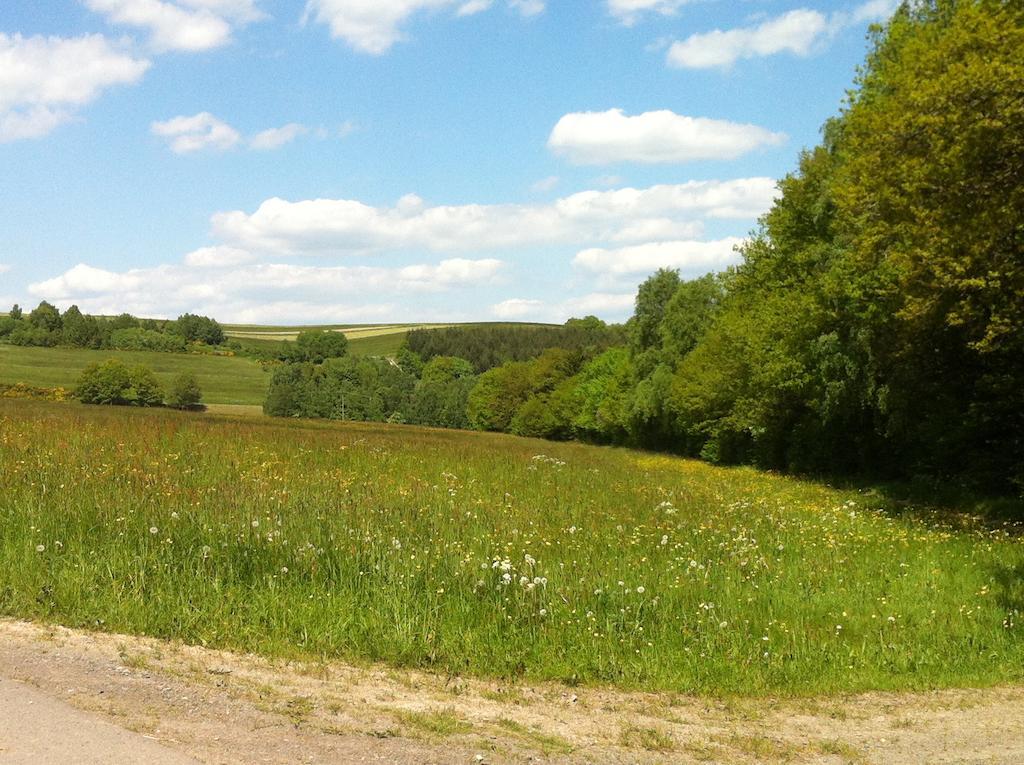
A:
[1, 400, 1022, 694]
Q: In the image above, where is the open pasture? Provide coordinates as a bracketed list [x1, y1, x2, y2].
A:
[0, 345, 269, 405]
[1, 400, 1022, 695]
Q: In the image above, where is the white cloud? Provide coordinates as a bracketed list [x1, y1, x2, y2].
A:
[29, 257, 504, 323]
[0, 264, 11, 275]
[508, 0, 545, 16]
[183, 245, 257, 267]
[83, 0, 264, 53]
[491, 293, 635, 322]
[573, 237, 743, 286]
[177, 0, 265, 23]
[548, 109, 785, 165]
[209, 178, 775, 257]
[667, 9, 828, 69]
[607, 0, 691, 26]
[667, 2, 900, 70]
[457, 0, 493, 16]
[303, 0, 541, 54]
[151, 112, 241, 153]
[249, 122, 309, 150]
[304, 0, 463, 54]
[530, 175, 559, 193]
[491, 298, 543, 318]
[0, 33, 150, 143]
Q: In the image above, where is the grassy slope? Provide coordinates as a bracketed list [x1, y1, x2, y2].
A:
[0, 345, 269, 405]
[235, 332, 408, 357]
[2, 399, 1022, 695]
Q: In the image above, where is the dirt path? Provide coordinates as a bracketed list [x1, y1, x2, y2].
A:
[0, 678, 202, 764]
[1, 620, 1021, 764]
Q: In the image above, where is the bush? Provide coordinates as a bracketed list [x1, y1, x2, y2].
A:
[173, 313, 225, 345]
[286, 330, 349, 363]
[0, 383, 72, 401]
[110, 327, 187, 353]
[76, 359, 164, 407]
[167, 373, 202, 409]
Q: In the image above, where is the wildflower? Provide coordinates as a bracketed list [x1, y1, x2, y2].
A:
[251, 519, 259, 528]
[539, 608, 547, 616]
[35, 544, 45, 553]
[280, 567, 289, 574]
[149, 527, 158, 535]
[636, 586, 645, 594]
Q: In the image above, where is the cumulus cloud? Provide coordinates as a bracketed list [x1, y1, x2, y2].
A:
[151, 112, 241, 153]
[83, 0, 264, 53]
[548, 109, 785, 165]
[607, 0, 691, 26]
[249, 122, 309, 150]
[182, 245, 257, 267]
[491, 293, 635, 322]
[573, 237, 743, 286]
[0, 33, 150, 143]
[28, 257, 504, 323]
[303, 0, 542, 54]
[667, 1, 900, 70]
[667, 9, 828, 69]
[491, 298, 544, 318]
[457, 0, 493, 14]
[209, 179, 774, 257]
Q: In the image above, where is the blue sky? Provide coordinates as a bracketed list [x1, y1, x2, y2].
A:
[0, 0, 895, 324]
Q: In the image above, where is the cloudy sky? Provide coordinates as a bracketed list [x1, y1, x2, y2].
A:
[0, 0, 895, 324]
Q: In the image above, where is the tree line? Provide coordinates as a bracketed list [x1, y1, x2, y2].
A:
[405, 319, 626, 372]
[0, 302, 226, 352]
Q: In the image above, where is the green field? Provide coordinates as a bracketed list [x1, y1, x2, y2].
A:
[224, 321, 558, 359]
[2, 399, 1022, 695]
[0, 345, 270, 405]
[234, 331, 409, 358]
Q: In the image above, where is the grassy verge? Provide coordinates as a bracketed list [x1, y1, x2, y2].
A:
[1, 399, 1022, 695]
[0, 344, 269, 405]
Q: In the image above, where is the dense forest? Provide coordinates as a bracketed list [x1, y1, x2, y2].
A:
[405, 320, 626, 372]
[265, 0, 1024, 492]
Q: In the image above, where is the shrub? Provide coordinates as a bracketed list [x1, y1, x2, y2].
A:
[172, 313, 225, 346]
[0, 383, 72, 401]
[110, 328, 187, 353]
[76, 359, 164, 407]
[167, 372, 202, 409]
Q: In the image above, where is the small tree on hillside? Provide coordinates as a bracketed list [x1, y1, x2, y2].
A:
[167, 372, 202, 409]
[76, 359, 164, 407]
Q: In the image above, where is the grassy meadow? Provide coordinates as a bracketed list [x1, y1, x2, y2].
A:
[1, 399, 1022, 695]
[0, 344, 269, 405]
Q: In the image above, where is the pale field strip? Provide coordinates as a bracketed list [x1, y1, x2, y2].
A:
[225, 324, 455, 341]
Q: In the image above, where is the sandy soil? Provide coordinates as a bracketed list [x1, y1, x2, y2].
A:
[1, 619, 1021, 764]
